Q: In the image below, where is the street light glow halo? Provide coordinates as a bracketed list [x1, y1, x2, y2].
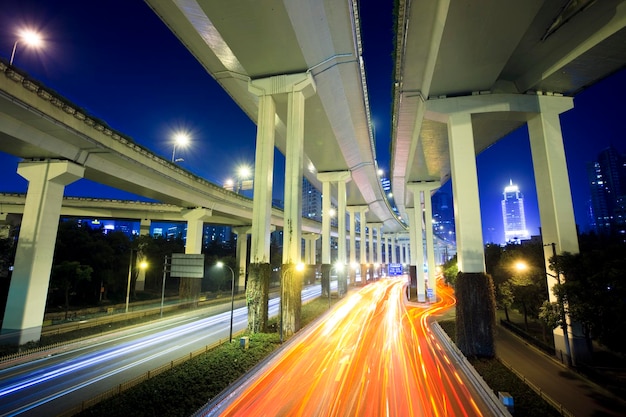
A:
[19, 29, 43, 47]
[173, 132, 190, 146]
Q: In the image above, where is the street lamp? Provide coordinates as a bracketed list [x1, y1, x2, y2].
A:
[236, 164, 253, 193]
[217, 261, 236, 343]
[171, 132, 190, 162]
[10, 29, 43, 66]
[126, 249, 147, 313]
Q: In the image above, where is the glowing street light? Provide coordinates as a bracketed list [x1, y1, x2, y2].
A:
[238, 165, 251, 180]
[236, 164, 253, 193]
[10, 29, 43, 66]
[514, 261, 528, 272]
[171, 132, 190, 162]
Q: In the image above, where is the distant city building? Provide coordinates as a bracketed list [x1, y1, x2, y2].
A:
[587, 145, 626, 236]
[501, 180, 529, 243]
[302, 177, 322, 222]
[432, 191, 455, 244]
[380, 176, 391, 192]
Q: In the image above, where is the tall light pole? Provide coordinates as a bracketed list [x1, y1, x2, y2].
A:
[10, 29, 43, 66]
[171, 132, 190, 162]
[217, 261, 235, 343]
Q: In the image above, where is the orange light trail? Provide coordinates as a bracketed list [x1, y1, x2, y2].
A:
[203, 278, 485, 417]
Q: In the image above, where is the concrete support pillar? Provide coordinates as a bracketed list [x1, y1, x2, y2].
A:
[391, 234, 397, 264]
[317, 171, 352, 265]
[336, 175, 349, 295]
[447, 112, 485, 272]
[282, 88, 307, 265]
[528, 95, 581, 363]
[409, 181, 440, 302]
[368, 226, 374, 267]
[423, 186, 438, 302]
[282, 74, 316, 266]
[254, 72, 316, 338]
[182, 208, 212, 254]
[233, 227, 251, 294]
[317, 171, 350, 294]
[302, 233, 319, 265]
[369, 223, 383, 278]
[302, 233, 318, 285]
[246, 80, 278, 333]
[320, 179, 332, 265]
[347, 207, 357, 285]
[406, 208, 418, 298]
[374, 224, 383, 265]
[140, 218, 151, 236]
[359, 206, 368, 283]
[401, 241, 407, 264]
[2, 160, 84, 344]
[384, 234, 391, 264]
[247, 88, 276, 265]
[407, 187, 426, 302]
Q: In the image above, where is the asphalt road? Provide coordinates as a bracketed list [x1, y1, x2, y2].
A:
[0, 286, 321, 417]
[495, 326, 626, 417]
[197, 278, 501, 416]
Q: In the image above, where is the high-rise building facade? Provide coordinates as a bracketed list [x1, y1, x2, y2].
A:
[587, 145, 626, 236]
[432, 191, 455, 244]
[302, 177, 322, 222]
[501, 180, 529, 243]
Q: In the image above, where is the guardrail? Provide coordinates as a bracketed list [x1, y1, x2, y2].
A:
[431, 322, 513, 416]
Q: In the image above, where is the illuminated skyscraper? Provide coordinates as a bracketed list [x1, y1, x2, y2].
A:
[501, 180, 529, 243]
[587, 145, 626, 235]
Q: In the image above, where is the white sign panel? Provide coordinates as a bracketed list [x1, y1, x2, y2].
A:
[170, 253, 205, 278]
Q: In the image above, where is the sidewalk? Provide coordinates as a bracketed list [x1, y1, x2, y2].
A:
[495, 325, 626, 417]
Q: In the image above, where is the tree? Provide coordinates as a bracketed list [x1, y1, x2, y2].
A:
[539, 300, 562, 332]
[494, 243, 548, 331]
[555, 247, 626, 356]
[51, 261, 93, 319]
[442, 255, 458, 286]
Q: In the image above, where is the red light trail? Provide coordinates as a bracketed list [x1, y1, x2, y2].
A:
[204, 277, 485, 416]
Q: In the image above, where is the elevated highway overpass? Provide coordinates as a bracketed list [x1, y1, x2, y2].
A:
[1, 0, 624, 358]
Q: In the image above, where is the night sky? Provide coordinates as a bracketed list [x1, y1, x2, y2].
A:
[0, 0, 624, 245]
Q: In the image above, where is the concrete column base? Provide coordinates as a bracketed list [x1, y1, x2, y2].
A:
[321, 263, 331, 297]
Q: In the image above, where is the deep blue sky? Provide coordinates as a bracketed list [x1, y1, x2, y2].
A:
[0, 0, 624, 245]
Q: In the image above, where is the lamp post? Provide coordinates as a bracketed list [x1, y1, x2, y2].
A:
[10, 29, 43, 66]
[236, 164, 253, 194]
[545, 242, 573, 367]
[171, 132, 190, 162]
[217, 261, 235, 343]
[160, 255, 170, 318]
